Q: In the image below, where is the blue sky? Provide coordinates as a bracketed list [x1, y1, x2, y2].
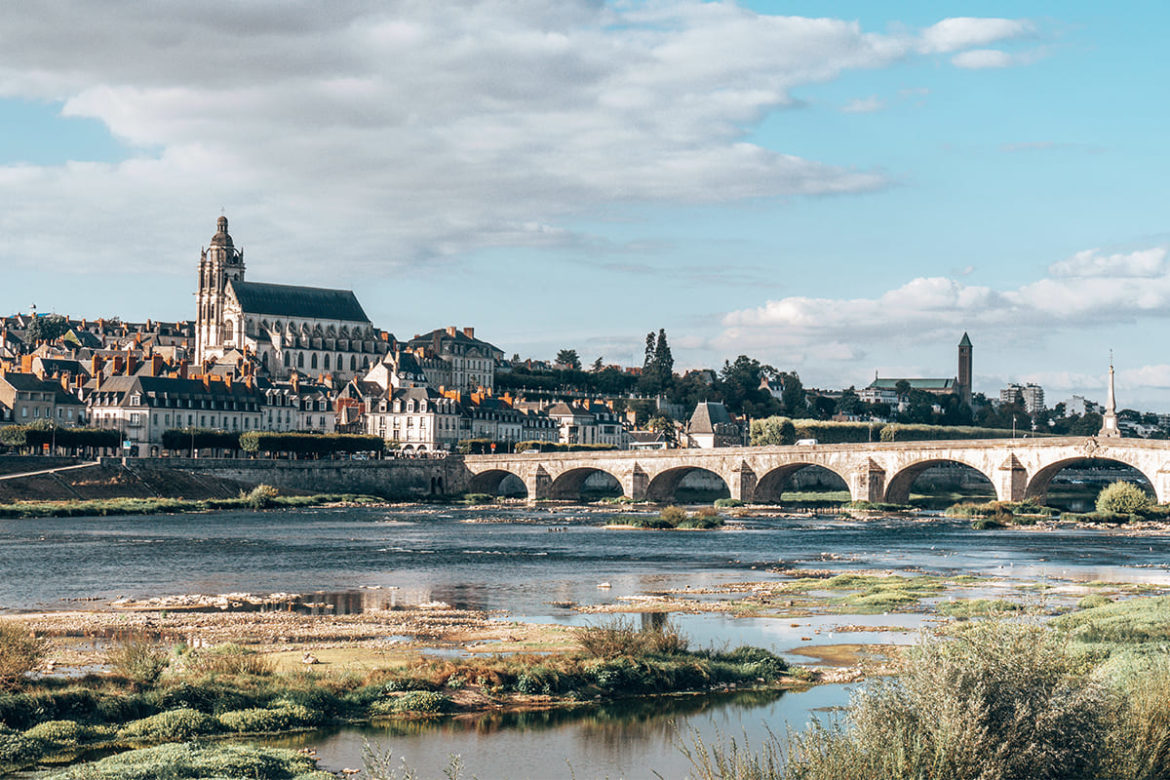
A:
[1, 2, 1168, 408]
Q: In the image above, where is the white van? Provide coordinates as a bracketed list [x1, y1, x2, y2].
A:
[796, 438, 818, 446]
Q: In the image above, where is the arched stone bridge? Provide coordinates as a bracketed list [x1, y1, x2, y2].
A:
[462, 437, 1170, 504]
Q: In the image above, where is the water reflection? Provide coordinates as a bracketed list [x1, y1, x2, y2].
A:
[261, 685, 852, 779]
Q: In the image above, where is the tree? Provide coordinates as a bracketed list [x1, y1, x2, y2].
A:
[591, 356, 604, 372]
[647, 414, 678, 446]
[555, 349, 581, 370]
[26, 314, 69, 344]
[654, 329, 673, 378]
[894, 379, 912, 400]
[644, 332, 656, 369]
[639, 329, 676, 396]
[781, 372, 806, 417]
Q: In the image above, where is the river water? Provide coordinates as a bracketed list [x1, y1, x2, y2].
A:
[6, 505, 1170, 778]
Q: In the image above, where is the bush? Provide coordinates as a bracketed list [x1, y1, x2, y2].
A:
[107, 638, 169, 689]
[243, 484, 280, 509]
[372, 690, 454, 716]
[573, 616, 687, 658]
[22, 719, 109, 748]
[659, 505, 688, 524]
[1077, 593, 1113, 610]
[41, 741, 329, 779]
[714, 498, 744, 508]
[692, 622, 1110, 780]
[1096, 480, 1153, 515]
[972, 517, 1006, 530]
[0, 730, 46, 768]
[460, 493, 496, 505]
[116, 708, 220, 742]
[216, 703, 318, 733]
[0, 623, 47, 690]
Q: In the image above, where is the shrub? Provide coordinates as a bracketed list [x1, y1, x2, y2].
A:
[573, 616, 687, 658]
[713, 646, 788, 678]
[22, 719, 98, 746]
[714, 498, 744, 508]
[372, 691, 454, 716]
[116, 708, 220, 742]
[659, 505, 688, 524]
[1096, 480, 1153, 515]
[0, 730, 46, 768]
[972, 517, 1006, 530]
[40, 741, 328, 779]
[699, 622, 1112, 780]
[460, 493, 495, 505]
[107, 638, 170, 689]
[243, 484, 280, 509]
[1077, 593, 1113, 610]
[216, 703, 319, 733]
[0, 623, 47, 690]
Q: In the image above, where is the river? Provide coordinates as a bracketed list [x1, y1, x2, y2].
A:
[5, 505, 1170, 778]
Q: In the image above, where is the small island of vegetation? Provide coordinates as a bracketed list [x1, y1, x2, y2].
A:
[606, 505, 725, 529]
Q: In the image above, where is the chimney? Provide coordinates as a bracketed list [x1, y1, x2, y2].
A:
[291, 372, 300, 393]
[224, 374, 233, 390]
[244, 375, 254, 390]
[111, 355, 124, 375]
[446, 326, 457, 338]
[20, 354, 33, 373]
[151, 354, 163, 377]
[463, 327, 474, 339]
[178, 359, 189, 379]
[127, 354, 139, 375]
[91, 355, 104, 376]
[202, 374, 210, 390]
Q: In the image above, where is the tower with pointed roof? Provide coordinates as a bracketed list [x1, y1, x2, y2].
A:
[1099, 355, 1122, 439]
[957, 332, 973, 407]
[195, 216, 246, 363]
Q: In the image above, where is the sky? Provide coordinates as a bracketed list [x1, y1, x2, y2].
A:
[1, 1, 1168, 409]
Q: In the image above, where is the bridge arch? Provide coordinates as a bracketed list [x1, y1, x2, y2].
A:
[467, 468, 528, 498]
[1025, 456, 1156, 507]
[884, 458, 996, 505]
[645, 466, 730, 503]
[753, 463, 850, 504]
[547, 467, 624, 501]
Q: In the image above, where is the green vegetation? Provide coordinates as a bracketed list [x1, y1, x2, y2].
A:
[370, 690, 454, 716]
[1097, 480, 1154, 514]
[0, 424, 120, 452]
[511, 441, 618, 453]
[607, 505, 724, 530]
[945, 500, 1058, 527]
[843, 500, 914, 513]
[714, 498, 744, 508]
[239, 431, 386, 456]
[936, 598, 1023, 618]
[106, 639, 169, 690]
[43, 742, 331, 779]
[0, 490, 381, 519]
[159, 428, 241, 452]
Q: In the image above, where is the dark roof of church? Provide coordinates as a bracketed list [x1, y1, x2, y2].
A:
[228, 281, 370, 323]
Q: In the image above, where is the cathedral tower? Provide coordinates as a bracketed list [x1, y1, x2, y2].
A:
[957, 332, 973, 407]
[195, 216, 245, 363]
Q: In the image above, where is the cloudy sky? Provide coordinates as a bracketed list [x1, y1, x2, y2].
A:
[1, 1, 1168, 408]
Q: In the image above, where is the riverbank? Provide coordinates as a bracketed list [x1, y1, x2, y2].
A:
[0, 488, 386, 519]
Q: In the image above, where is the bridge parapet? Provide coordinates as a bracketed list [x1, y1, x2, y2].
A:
[462, 437, 1170, 505]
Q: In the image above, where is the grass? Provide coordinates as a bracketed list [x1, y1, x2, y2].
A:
[936, 598, 1024, 618]
[0, 491, 382, 519]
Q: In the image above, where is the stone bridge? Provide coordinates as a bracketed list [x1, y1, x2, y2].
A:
[463, 437, 1170, 504]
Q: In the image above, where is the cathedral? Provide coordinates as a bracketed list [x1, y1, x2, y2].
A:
[194, 216, 389, 380]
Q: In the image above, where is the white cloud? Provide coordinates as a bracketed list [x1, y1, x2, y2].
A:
[0, 4, 1031, 281]
[842, 96, 885, 113]
[920, 18, 1032, 53]
[718, 243, 1170, 354]
[951, 49, 1014, 69]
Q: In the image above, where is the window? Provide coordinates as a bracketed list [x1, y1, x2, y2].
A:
[350, 355, 357, 371]
[323, 354, 330, 370]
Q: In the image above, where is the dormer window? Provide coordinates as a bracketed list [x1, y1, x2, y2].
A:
[130, 394, 141, 406]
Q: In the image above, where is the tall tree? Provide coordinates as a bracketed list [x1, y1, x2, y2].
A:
[653, 329, 673, 379]
[780, 372, 806, 417]
[644, 332, 656, 369]
[591, 356, 604, 372]
[555, 349, 581, 370]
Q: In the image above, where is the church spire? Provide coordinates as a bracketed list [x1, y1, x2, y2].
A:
[1099, 352, 1122, 439]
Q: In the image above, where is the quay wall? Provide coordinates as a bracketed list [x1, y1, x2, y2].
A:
[109, 457, 469, 500]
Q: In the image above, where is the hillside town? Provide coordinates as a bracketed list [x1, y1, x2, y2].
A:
[0, 217, 1162, 455]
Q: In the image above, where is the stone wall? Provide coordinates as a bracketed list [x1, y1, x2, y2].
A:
[110, 457, 467, 500]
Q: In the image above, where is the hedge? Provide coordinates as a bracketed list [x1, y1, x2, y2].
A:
[0, 425, 120, 449]
[160, 428, 242, 451]
[238, 432, 385, 455]
[513, 441, 617, 453]
[751, 417, 1044, 446]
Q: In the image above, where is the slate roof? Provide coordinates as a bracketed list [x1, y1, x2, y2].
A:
[959, 332, 972, 348]
[406, 328, 504, 357]
[688, 401, 733, 434]
[868, 378, 956, 391]
[228, 281, 370, 323]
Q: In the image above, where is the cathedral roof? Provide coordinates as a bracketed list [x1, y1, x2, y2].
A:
[228, 280, 370, 323]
